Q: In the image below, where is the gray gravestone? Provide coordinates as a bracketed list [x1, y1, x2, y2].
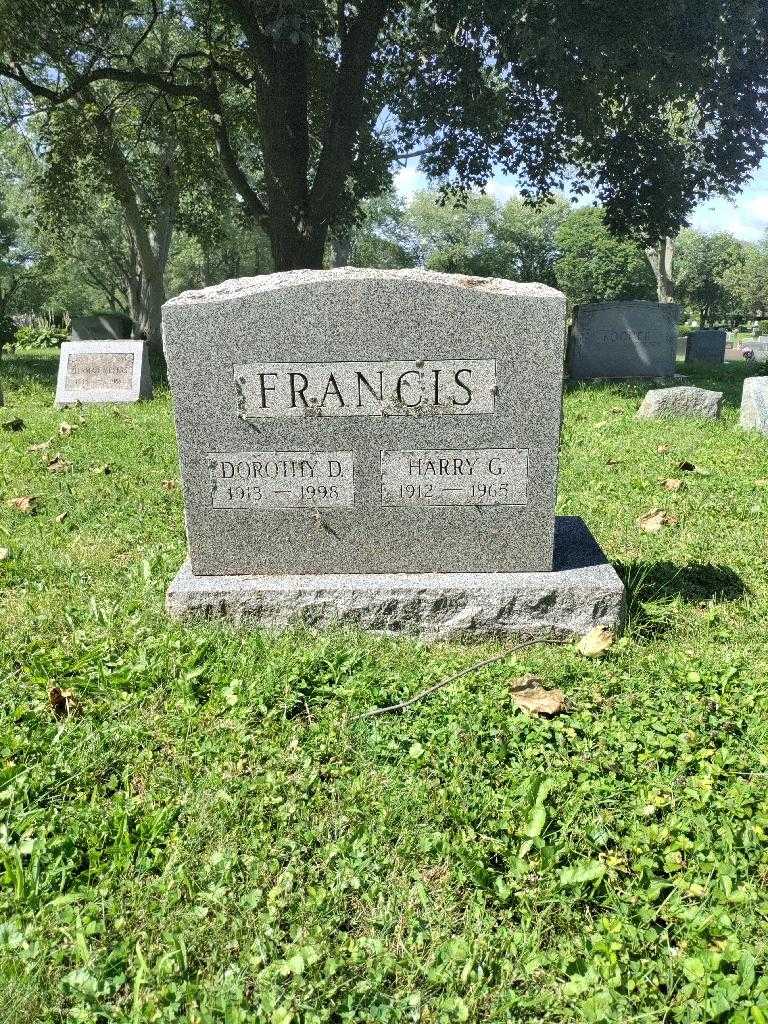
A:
[740, 377, 768, 435]
[54, 340, 153, 406]
[685, 329, 726, 365]
[637, 385, 722, 420]
[70, 314, 133, 340]
[747, 338, 768, 362]
[163, 268, 625, 638]
[568, 300, 680, 379]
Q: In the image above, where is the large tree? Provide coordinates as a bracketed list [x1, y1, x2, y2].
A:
[674, 229, 746, 326]
[1, 1, 766, 272]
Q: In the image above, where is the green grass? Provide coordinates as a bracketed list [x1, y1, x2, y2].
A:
[1, 349, 768, 1024]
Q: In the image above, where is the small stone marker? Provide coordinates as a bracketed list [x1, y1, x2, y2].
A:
[568, 300, 680, 379]
[637, 385, 723, 420]
[685, 329, 726, 365]
[70, 314, 133, 341]
[163, 268, 625, 638]
[55, 340, 152, 406]
[740, 377, 768, 436]
[747, 338, 768, 362]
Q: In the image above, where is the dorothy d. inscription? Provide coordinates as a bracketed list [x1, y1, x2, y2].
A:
[381, 448, 528, 506]
[235, 359, 496, 419]
[66, 352, 134, 390]
[209, 451, 354, 508]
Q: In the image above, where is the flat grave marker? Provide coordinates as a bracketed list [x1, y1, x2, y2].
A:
[55, 340, 152, 406]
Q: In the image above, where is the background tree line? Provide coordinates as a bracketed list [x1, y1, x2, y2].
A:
[0, 0, 766, 346]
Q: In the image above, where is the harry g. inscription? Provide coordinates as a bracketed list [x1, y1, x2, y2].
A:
[162, 268, 566, 575]
[381, 448, 527, 506]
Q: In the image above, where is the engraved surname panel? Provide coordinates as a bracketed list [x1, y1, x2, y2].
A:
[208, 451, 354, 509]
[65, 352, 134, 390]
[235, 359, 496, 419]
[380, 448, 528, 507]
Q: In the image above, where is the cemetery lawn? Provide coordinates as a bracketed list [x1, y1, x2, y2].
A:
[2, 349, 768, 1024]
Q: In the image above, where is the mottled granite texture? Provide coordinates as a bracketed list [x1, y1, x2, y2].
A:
[685, 330, 726, 365]
[567, 300, 680, 379]
[740, 377, 768, 435]
[54, 340, 152, 406]
[163, 268, 567, 575]
[636, 386, 723, 420]
[166, 516, 625, 639]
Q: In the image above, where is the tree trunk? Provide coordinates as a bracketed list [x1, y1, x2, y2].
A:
[647, 237, 676, 303]
[268, 215, 327, 270]
[332, 232, 352, 267]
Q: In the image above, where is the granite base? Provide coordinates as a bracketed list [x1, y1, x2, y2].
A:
[165, 517, 625, 640]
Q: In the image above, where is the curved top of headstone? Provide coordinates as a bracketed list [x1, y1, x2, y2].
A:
[164, 267, 563, 308]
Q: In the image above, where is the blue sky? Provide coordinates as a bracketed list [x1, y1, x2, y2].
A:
[394, 156, 768, 243]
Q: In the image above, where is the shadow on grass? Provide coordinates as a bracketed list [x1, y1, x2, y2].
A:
[566, 363, 768, 412]
[2, 350, 59, 390]
[617, 560, 747, 637]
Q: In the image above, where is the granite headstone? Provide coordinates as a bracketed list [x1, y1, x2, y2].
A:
[70, 314, 133, 341]
[568, 300, 680, 380]
[163, 268, 625, 637]
[685, 329, 726, 365]
[740, 377, 768, 436]
[55, 340, 152, 406]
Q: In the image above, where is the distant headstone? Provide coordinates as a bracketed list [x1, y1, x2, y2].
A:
[568, 300, 680, 379]
[685, 329, 726, 365]
[740, 377, 768, 436]
[55, 340, 152, 406]
[637, 385, 723, 420]
[749, 338, 768, 362]
[70, 314, 133, 341]
[162, 268, 625, 638]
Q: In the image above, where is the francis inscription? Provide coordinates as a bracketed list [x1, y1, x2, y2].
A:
[235, 359, 496, 419]
[380, 448, 528, 506]
[208, 451, 354, 509]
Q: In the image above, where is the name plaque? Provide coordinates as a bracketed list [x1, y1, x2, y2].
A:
[380, 448, 528, 507]
[208, 451, 354, 509]
[65, 352, 134, 390]
[235, 359, 496, 419]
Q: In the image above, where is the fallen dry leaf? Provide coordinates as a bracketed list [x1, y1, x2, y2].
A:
[27, 440, 51, 453]
[92, 464, 112, 475]
[8, 495, 38, 514]
[610, 406, 623, 414]
[161, 479, 178, 491]
[50, 686, 79, 719]
[58, 421, 74, 437]
[2, 417, 24, 431]
[510, 674, 567, 716]
[54, 511, 68, 523]
[594, 420, 609, 428]
[577, 625, 615, 657]
[662, 478, 683, 492]
[678, 460, 696, 472]
[657, 444, 670, 454]
[46, 454, 71, 474]
[637, 508, 678, 533]
[606, 457, 622, 466]
[0, 547, 9, 560]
